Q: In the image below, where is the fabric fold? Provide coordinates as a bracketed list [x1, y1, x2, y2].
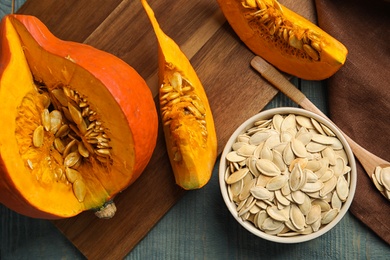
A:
[315, 0, 390, 244]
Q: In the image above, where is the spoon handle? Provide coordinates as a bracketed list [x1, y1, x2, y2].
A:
[250, 56, 389, 176]
[251, 56, 330, 118]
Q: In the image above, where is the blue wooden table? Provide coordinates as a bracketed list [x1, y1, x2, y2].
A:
[1, 1, 389, 259]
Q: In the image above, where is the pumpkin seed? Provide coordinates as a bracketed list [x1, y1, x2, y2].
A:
[320, 176, 337, 197]
[64, 151, 81, 168]
[77, 119, 88, 135]
[239, 178, 256, 201]
[336, 176, 349, 201]
[303, 44, 319, 60]
[311, 118, 326, 135]
[290, 204, 306, 230]
[272, 114, 283, 132]
[301, 181, 324, 193]
[68, 102, 83, 125]
[275, 189, 290, 206]
[282, 142, 295, 165]
[40, 92, 51, 109]
[62, 139, 78, 158]
[49, 110, 62, 134]
[280, 114, 296, 132]
[272, 150, 286, 172]
[41, 109, 51, 131]
[305, 169, 318, 183]
[261, 217, 284, 231]
[230, 179, 244, 199]
[260, 145, 273, 161]
[27, 159, 34, 170]
[331, 191, 343, 209]
[65, 167, 81, 183]
[256, 158, 281, 176]
[237, 144, 257, 157]
[306, 142, 327, 153]
[311, 218, 322, 232]
[52, 88, 69, 107]
[312, 198, 331, 212]
[320, 123, 335, 137]
[55, 124, 70, 138]
[295, 115, 313, 129]
[263, 134, 281, 149]
[227, 168, 249, 184]
[249, 131, 271, 146]
[298, 193, 311, 215]
[78, 142, 90, 158]
[250, 186, 272, 200]
[296, 131, 313, 146]
[321, 208, 339, 224]
[380, 167, 390, 191]
[306, 204, 321, 225]
[226, 151, 246, 163]
[289, 190, 304, 205]
[281, 131, 293, 143]
[266, 175, 288, 191]
[33, 125, 44, 148]
[289, 163, 305, 191]
[96, 148, 111, 157]
[322, 147, 336, 165]
[267, 205, 289, 222]
[53, 138, 66, 154]
[73, 179, 87, 202]
[249, 204, 261, 214]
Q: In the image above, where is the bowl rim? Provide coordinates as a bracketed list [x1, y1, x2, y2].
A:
[219, 107, 357, 243]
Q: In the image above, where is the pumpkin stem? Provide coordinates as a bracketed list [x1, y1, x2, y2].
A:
[94, 201, 117, 219]
[11, 0, 15, 14]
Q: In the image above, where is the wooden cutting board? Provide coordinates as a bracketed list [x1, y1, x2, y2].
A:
[17, 0, 315, 259]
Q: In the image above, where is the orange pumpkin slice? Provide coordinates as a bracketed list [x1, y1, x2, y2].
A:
[217, 0, 348, 80]
[141, 0, 218, 190]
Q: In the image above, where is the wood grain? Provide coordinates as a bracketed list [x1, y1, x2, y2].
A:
[15, 0, 315, 259]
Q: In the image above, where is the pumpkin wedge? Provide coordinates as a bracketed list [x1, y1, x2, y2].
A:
[141, 0, 218, 190]
[217, 0, 348, 80]
[0, 15, 158, 219]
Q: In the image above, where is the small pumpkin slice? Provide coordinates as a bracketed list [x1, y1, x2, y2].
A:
[0, 15, 158, 219]
[217, 0, 348, 80]
[141, 0, 218, 190]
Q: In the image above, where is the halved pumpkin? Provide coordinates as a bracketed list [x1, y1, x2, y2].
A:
[0, 15, 158, 219]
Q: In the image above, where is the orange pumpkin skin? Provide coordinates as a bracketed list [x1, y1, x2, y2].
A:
[0, 15, 158, 219]
[217, 0, 348, 80]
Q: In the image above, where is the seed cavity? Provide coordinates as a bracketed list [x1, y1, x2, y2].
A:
[159, 68, 207, 162]
[23, 83, 114, 203]
[242, 0, 322, 61]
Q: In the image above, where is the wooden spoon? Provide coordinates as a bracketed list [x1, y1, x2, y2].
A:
[251, 55, 390, 200]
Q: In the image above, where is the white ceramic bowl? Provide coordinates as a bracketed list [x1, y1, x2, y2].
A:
[219, 107, 357, 243]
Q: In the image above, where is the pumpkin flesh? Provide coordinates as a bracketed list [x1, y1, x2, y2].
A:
[141, 0, 218, 189]
[217, 0, 348, 80]
[0, 15, 158, 218]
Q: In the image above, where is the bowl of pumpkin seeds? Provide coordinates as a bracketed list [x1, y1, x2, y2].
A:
[219, 107, 357, 243]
